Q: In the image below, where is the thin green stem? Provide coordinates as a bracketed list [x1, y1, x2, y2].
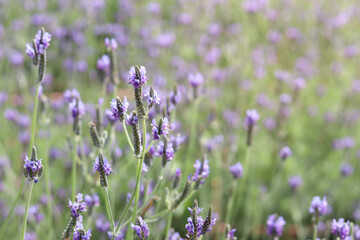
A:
[163, 212, 173, 239]
[72, 136, 79, 200]
[144, 140, 155, 155]
[313, 223, 318, 240]
[21, 182, 34, 240]
[125, 119, 146, 240]
[104, 187, 115, 234]
[224, 181, 237, 225]
[123, 120, 134, 152]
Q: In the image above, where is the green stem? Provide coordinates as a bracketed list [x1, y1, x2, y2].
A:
[21, 182, 34, 240]
[163, 212, 173, 239]
[72, 136, 79, 200]
[123, 120, 134, 152]
[224, 181, 237, 224]
[43, 123, 53, 237]
[313, 223, 318, 240]
[125, 119, 146, 240]
[104, 187, 115, 234]
[144, 140, 156, 155]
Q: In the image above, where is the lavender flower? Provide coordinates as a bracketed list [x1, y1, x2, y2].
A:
[73, 217, 92, 240]
[84, 194, 100, 208]
[331, 218, 350, 240]
[288, 175, 303, 190]
[229, 162, 243, 179]
[131, 217, 149, 239]
[188, 72, 204, 88]
[68, 193, 87, 218]
[151, 117, 170, 140]
[23, 146, 43, 183]
[93, 153, 112, 187]
[126, 111, 140, 127]
[185, 200, 216, 239]
[192, 157, 210, 187]
[279, 146, 292, 160]
[226, 228, 237, 240]
[97, 55, 110, 71]
[105, 38, 118, 50]
[25, 43, 35, 58]
[168, 229, 183, 240]
[245, 109, 260, 127]
[340, 163, 354, 176]
[309, 196, 328, 216]
[110, 97, 129, 122]
[34, 29, 52, 54]
[128, 66, 148, 88]
[63, 89, 80, 103]
[144, 87, 160, 108]
[69, 98, 85, 118]
[266, 214, 286, 237]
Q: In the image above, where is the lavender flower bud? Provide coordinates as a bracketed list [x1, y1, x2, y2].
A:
[266, 214, 286, 237]
[229, 162, 243, 179]
[225, 226, 237, 240]
[126, 111, 142, 157]
[151, 117, 170, 140]
[172, 168, 181, 189]
[61, 216, 76, 240]
[115, 97, 129, 122]
[130, 66, 147, 118]
[144, 87, 160, 110]
[309, 196, 328, 216]
[193, 156, 210, 189]
[201, 206, 216, 235]
[191, 200, 199, 239]
[171, 179, 191, 210]
[331, 218, 351, 239]
[279, 146, 292, 160]
[245, 109, 260, 146]
[24, 146, 44, 183]
[131, 217, 149, 239]
[92, 153, 112, 187]
[89, 121, 101, 148]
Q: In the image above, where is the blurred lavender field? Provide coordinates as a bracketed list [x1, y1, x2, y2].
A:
[1, 0, 360, 239]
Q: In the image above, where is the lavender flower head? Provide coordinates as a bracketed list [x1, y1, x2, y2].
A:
[192, 158, 210, 186]
[68, 193, 87, 218]
[331, 218, 351, 240]
[84, 194, 100, 208]
[93, 156, 112, 176]
[73, 217, 92, 240]
[63, 88, 80, 103]
[229, 162, 243, 179]
[266, 214, 286, 237]
[151, 117, 170, 140]
[188, 72, 204, 88]
[144, 88, 160, 107]
[126, 112, 140, 126]
[131, 217, 149, 239]
[97, 55, 110, 71]
[24, 146, 43, 183]
[226, 228, 237, 239]
[185, 201, 216, 238]
[105, 38, 118, 50]
[340, 162, 354, 176]
[110, 97, 129, 121]
[245, 109, 260, 127]
[288, 175, 303, 190]
[309, 196, 328, 216]
[35, 29, 52, 54]
[26, 43, 35, 58]
[128, 66, 148, 88]
[69, 98, 85, 118]
[279, 146, 292, 160]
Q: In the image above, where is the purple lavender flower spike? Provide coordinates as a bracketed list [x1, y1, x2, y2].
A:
[34, 29, 52, 54]
[110, 97, 129, 122]
[128, 66, 148, 88]
[126, 112, 140, 126]
[97, 55, 110, 71]
[229, 162, 243, 179]
[245, 109, 260, 127]
[131, 217, 149, 239]
[331, 218, 351, 240]
[105, 38, 118, 50]
[309, 196, 328, 216]
[69, 98, 85, 118]
[144, 88, 160, 107]
[266, 214, 286, 237]
[25, 43, 35, 58]
[340, 162, 354, 176]
[23, 146, 43, 183]
[151, 117, 170, 140]
[279, 146, 292, 160]
[288, 175, 303, 191]
[192, 157, 210, 187]
[226, 228, 237, 239]
[188, 72, 204, 88]
[68, 193, 87, 218]
[93, 154, 112, 187]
